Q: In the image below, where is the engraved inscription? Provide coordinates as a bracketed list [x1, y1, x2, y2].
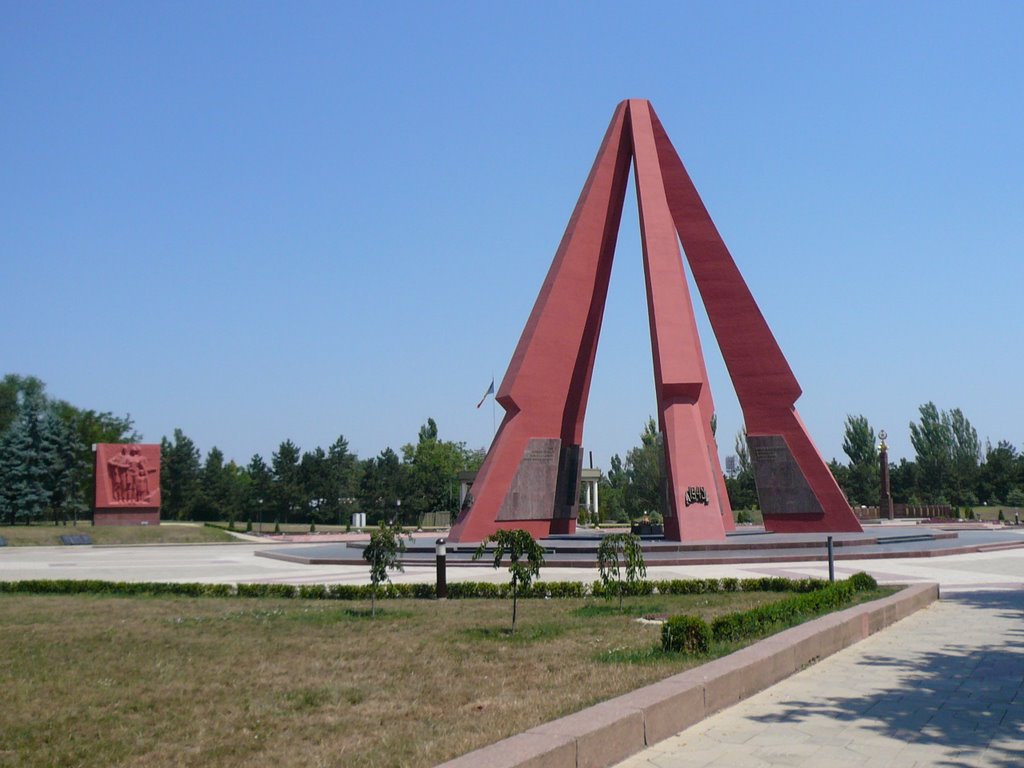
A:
[684, 486, 709, 507]
[496, 438, 562, 521]
[747, 435, 824, 516]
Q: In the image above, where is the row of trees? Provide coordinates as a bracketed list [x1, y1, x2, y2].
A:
[0, 374, 484, 528]
[599, 403, 1024, 519]
[161, 418, 485, 527]
[4, 372, 1022, 527]
[828, 404, 1024, 508]
[0, 375, 137, 524]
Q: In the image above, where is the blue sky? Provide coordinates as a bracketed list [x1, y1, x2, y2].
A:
[2, 2, 1022, 470]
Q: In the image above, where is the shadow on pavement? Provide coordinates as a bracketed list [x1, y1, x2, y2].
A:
[747, 589, 1024, 768]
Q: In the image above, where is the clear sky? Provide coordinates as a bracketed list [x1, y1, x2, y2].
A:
[2, 2, 1022, 470]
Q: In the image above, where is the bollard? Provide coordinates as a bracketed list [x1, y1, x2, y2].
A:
[827, 536, 835, 583]
[435, 538, 447, 599]
[1016, 512, 1020, 527]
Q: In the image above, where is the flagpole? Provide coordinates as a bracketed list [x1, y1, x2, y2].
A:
[491, 371, 496, 437]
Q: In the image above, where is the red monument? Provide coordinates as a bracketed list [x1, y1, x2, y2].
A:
[94, 443, 161, 525]
[448, 100, 861, 543]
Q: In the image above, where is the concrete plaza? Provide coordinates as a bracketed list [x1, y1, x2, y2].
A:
[4, 535, 1024, 592]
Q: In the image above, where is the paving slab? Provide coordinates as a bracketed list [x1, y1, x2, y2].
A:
[614, 590, 1024, 768]
[5, 539, 1024, 592]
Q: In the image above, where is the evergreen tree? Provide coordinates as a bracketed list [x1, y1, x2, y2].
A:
[326, 435, 361, 526]
[300, 446, 331, 523]
[160, 429, 201, 520]
[0, 374, 46, 435]
[271, 439, 303, 524]
[0, 395, 51, 524]
[42, 408, 87, 524]
[246, 454, 272, 530]
[359, 448, 406, 525]
[196, 446, 238, 522]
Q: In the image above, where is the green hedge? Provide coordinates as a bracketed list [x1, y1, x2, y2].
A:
[0, 574, 875, 604]
[661, 573, 879, 653]
[662, 615, 713, 654]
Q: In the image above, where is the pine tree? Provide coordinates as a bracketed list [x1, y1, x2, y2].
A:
[0, 395, 52, 524]
[160, 429, 201, 520]
[42, 408, 87, 524]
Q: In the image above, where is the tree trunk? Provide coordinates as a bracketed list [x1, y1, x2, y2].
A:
[511, 583, 518, 633]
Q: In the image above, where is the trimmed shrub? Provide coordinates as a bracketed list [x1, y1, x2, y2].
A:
[710, 580, 856, 643]
[447, 581, 507, 599]
[328, 584, 371, 600]
[651, 578, 720, 595]
[236, 583, 297, 599]
[662, 615, 712, 654]
[299, 584, 328, 599]
[848, 571, 877, 591]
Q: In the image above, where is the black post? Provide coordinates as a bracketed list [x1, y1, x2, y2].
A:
[827, 536, 835, 583]
[435, 538, 447, 599]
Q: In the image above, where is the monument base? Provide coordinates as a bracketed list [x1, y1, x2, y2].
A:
[93, 509, 160, 526]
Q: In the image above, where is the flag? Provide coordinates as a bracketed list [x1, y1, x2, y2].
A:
[476, 379, 495, 408]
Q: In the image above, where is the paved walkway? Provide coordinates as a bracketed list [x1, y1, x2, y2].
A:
[615, 590, 1024, 768]
[4, 542, 1024, 592]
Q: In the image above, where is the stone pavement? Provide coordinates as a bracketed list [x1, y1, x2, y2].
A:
[613, 590, 1024, 768]
[5, 542, 1024, 591]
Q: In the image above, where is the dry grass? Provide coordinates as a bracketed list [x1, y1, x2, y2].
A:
[0, 588, 892, 768]
[0, 523, 235, 547]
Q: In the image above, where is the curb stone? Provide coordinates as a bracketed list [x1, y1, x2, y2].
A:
[435, 582, 939, 768]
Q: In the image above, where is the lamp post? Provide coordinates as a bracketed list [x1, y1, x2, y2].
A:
[879, 430, 894, 520]
[435, 538, 447, 599]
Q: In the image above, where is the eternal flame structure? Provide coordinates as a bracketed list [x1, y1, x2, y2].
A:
[448, 100, 862, 543]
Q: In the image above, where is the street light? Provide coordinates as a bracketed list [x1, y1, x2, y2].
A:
[435, 538, 447, 599]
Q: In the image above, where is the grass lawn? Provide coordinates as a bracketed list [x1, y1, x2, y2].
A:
[0, 587, 893, 768]
[0, 523, 236, 547]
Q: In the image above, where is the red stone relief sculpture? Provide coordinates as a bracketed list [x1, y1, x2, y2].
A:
[94, 443, 161, 525]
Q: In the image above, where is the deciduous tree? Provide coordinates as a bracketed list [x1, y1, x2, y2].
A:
[363, 520, 406, 617]
[473, 528, 545, 633]
[841, 414, 878, 505]
[597, 532, 647, 611]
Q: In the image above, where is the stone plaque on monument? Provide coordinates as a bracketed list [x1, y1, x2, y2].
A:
[496, 438, 562, 521]
[747, 435, 824, 516]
